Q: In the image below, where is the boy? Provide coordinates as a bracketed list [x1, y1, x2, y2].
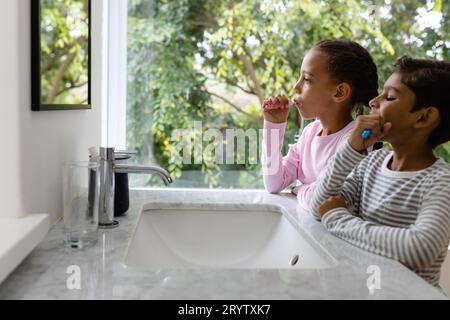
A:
[310, 56, 450, 287]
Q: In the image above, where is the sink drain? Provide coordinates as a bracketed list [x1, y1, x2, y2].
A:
[290, 254, 300, 266]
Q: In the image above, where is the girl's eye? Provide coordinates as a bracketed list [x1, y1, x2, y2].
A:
[386, 96, 396, 101]
[304, 78, 311, 83]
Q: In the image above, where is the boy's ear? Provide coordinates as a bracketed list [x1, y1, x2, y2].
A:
[414, 106, 440, 129]
[333, 82, 352, 103]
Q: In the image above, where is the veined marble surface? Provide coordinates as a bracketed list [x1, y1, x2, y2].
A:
[0, 188, 446, 300]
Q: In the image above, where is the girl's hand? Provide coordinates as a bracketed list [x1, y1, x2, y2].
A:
[348, 114, 392, 153]
[317, 195, 347, 219]
[262, 94, 292, 124]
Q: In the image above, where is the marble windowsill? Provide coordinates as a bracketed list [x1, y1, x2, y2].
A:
[0, 188, 446, 299]
[0, 214, 49, 284]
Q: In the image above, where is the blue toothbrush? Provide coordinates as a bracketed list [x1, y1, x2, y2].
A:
[361, 129, 372, 140]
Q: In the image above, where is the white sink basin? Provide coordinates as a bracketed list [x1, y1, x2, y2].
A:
[124, 203, 336, 269]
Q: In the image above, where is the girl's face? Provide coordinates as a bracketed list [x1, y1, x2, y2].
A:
[293, 49, 338, 119]
[368, 73, 417, 144]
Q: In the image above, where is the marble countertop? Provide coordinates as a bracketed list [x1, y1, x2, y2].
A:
[0, 188, 446, 299]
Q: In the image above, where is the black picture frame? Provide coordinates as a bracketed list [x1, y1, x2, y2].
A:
[31, 0, 91, 111]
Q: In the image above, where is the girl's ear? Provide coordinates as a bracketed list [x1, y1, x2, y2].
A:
[333, 82, 352, 103]
[415, 106, 440, 129]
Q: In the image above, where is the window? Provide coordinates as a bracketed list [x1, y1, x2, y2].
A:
[110, 0, 304, 189]
[107, 0, 450, 189]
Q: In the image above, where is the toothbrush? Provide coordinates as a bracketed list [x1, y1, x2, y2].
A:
[361, 129, 372, 140]
[263, 99, 295, 110]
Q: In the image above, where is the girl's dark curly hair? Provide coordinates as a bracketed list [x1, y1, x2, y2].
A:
[314, 39, 379, 115]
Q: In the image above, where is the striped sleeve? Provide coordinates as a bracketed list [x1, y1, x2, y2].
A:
[309, 140, 367, 219]
[322, 174, 450, 270]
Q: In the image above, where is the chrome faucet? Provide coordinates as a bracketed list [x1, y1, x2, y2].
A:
[97, 147, 173, 229]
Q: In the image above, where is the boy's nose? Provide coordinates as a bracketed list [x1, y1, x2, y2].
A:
[369, 97, 379, 109]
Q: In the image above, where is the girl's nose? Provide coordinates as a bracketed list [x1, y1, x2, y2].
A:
[293, 79, 302, 94]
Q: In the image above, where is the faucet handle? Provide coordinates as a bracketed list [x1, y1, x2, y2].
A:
[114, 150, 137, 162]
[114, 150, 137, 156]
[98, 148, 137, 160]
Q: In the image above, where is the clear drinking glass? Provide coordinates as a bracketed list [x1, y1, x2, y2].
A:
[63, 161, 99, 248]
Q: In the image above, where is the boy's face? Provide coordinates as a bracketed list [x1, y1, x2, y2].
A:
[293, 49, 338, 120]
[368, 72, 418, 144]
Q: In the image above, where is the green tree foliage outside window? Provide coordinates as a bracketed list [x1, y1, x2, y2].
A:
[127, 0, 450, 188]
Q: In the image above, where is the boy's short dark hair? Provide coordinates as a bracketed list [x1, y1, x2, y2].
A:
[394, 56, 450, 148]
[314, 39, 379, 111]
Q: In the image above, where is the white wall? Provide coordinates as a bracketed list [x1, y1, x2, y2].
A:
[0, 0, 23, 219]
[0, 0, 106, 225]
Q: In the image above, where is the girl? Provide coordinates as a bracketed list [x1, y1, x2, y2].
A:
[311, 56, 450, 287]
[262, 40, 378, 211]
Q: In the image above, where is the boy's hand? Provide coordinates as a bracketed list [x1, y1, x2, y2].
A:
[348, 114, 392, 153]
[317, 195, 347, 219]
[262, 94, 292, 124]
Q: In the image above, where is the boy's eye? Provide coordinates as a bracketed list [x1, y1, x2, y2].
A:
[386, 96, 396, 101]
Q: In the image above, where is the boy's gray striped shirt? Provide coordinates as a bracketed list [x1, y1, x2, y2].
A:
[310, 141, 450, 286]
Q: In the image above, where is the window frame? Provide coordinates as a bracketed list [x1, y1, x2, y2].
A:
[106, 0, 128, 149]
